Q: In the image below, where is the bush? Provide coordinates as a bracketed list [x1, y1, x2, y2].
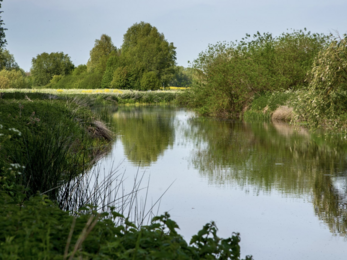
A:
[47, 72, 103, 89]
[0, 75, 10, 89]
[0, 69, 29, 89]
[292, 37, 347, 130]
[182, 29, 330, 117]
[0, 194, 252, 259]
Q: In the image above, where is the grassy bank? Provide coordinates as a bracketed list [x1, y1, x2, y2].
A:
[1, 89, 180, 105]
[0, 92, 113, 202]
[0, 92, 252, 259]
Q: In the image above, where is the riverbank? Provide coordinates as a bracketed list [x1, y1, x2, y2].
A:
[0, 88, 180, 105]
[0, 92, 114, 200]
[244, 89, 347, 136]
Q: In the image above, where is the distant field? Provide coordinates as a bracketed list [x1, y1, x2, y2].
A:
[0, 87, 187, 95]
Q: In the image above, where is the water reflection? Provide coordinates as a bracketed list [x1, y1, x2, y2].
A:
[112, 106, 175, 166]
[94, 105, 347, 239]
[184, 118, 347, 236]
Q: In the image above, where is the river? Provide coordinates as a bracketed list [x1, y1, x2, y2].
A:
[91, 105, 347, 260]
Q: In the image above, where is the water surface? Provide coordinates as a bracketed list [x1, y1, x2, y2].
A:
[94, 105, 347, 260]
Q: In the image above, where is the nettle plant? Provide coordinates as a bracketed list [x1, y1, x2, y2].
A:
[293, 36, 347, 130]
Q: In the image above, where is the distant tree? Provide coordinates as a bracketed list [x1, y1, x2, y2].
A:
[117, 22, 176, 89]
[73, 64, 87, 76]
[169, 66, 193, 87]
[101, 50, 121, 88]
[110, 66, 132, 89]
[31, 52, 74, 86]
[0, 0, 7, 48]
[0, 69, 28, 88]
[0, 75, 9, 89]
[87, 34, 116, 73]
[0, 49, 19, 70]
[140, 71, 161, 90]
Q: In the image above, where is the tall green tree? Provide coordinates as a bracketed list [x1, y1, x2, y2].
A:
[111, 22, 176, 90]
[101, 50, 121, 88]
[31, 52, 74, 86]
[0, 0, 7, 48]
[87, 34, 116, 73]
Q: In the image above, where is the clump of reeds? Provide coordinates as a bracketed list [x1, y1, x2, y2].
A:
[56, 160, 166, 227]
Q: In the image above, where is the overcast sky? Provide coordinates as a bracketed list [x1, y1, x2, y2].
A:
[3, 0, 347, 72]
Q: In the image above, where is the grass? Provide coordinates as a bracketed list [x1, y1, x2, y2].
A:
[243, 91, 295, 122]
[0, 89, 181, 106]
[0, 88, 180, 95]
[0, 92, 113, 201]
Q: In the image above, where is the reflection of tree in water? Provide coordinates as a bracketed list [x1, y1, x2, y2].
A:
[184, 118, 347, 236]
[313, 173, 347, 236]
[113, 106, 175, 166]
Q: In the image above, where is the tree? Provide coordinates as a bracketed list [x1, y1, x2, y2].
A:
[87, 34, 116, 73]
[169, 66, 193, 87]
[0, 75, 9, 89]
[31, 52, 74, 86]
[101, 51, 121, 88]
[0, 69, 28, 88]
[0, 49, 19, 70]
[140, 71, 161, 90]
[0, 0, 7, 48]
[116, 22, 176, 89]
[73, 64, 87, 76]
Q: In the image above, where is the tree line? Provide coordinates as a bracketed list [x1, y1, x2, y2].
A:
[0, 21, 193, 90]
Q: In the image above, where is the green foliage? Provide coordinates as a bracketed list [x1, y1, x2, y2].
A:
[140, 71, 161, 90]
[0, 69, 29, 89]
[116, 22, 176, 90]
[0, 75, 9, 88]
[110, 66, 133, 89]
[73, 64, 87, 76]
[0, 0, 6, 48]
[0, 194, 252, 259]
[0, 94, 111, 201]
[250, 91, 293, 112]
[34, 24, 176, 90]
[182, 29, 330, 117]
[115, 92, 178, 104]
[292, 37, 347, 130]
[169, 66, 193, 87]
[101, 52, 120, 88]
[31, 52, 75, 86]
[0, 49, 19, 70]
[47, 72, 103, 89]
[87, 34, 116, 74]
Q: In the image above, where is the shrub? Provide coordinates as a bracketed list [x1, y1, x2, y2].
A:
[0, 69, 29, 88]
[183, 29, 330, 117]
[0, 75, 10, 89]
[292, 37, 347, 130]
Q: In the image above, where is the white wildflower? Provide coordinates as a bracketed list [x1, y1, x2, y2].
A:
[10, 163, 21, 169]
[9, 128, 22, 136]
